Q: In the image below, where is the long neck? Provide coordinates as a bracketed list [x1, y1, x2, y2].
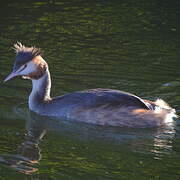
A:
[29, 69, 51, 111]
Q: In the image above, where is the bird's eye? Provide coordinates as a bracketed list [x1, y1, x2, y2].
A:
[19, 64, 27, 72]
[23, 64, 27, 70]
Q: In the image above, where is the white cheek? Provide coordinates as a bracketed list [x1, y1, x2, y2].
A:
[19, 62, 37, 75]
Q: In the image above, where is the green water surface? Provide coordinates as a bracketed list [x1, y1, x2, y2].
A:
[0, 0, 179, 179]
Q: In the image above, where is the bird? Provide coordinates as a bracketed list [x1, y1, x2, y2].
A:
[4, 42, 176, 128]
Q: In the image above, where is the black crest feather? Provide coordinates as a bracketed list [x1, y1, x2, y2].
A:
[13, 42, 42, 58]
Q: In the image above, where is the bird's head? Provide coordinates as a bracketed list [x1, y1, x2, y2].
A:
[4, 42, 48, 82]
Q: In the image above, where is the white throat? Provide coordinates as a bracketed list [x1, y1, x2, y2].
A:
[28, 69, 51, 111]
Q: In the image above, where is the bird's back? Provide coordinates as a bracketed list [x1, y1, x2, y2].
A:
[46, 88, 151, 113]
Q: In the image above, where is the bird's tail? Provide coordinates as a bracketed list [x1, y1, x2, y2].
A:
[153, 99, 177, 123]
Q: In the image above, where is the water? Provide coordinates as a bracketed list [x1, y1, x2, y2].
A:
[0, 0, 180, 179]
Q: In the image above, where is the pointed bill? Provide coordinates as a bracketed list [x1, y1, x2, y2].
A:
[4, 71, 18, 82]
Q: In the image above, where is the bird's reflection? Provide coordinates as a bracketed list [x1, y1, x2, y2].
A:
[0, 104, 177, 174]
[0, 109, 47, 174]
[150, 127, 176, 159]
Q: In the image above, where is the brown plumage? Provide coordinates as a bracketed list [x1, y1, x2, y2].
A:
[28, 56, 47, 80]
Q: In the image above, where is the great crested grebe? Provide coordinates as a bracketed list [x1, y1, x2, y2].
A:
[4, 43, 176, 128]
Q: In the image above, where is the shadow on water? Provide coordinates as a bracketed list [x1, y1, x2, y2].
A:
[0, 103, 177, 175]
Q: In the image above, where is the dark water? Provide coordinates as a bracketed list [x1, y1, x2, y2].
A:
[0, 0, 180, 179]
